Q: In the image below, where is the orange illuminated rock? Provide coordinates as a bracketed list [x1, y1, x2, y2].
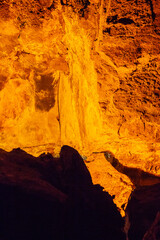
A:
[0, 0, 160, 214]
[39, 0, 53, 8]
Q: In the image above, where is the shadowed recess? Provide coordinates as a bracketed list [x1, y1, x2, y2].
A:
[35, 74, 55, 111]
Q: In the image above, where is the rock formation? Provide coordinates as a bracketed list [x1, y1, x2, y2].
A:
[0, 0, 160, 220]
[1, 145, 160, 240]
[126, 183, 160, 240]
[104, 150, 160, 187]
[0, 146, 125, 240]
[143, 212, 160, 240]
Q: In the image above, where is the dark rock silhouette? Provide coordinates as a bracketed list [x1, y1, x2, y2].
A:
[60, 145, 93, 187]
[0, 146, 125, 240]
[143, 211, 160, 240]
[126, 184, 160, 240]
[104, 151, 160, 187]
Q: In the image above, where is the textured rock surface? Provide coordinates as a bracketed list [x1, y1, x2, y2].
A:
[143, 212, 160, 240]
[126, 183, 160, 240]
[0, 0, 160, 212]
[0, 146, 125, 240]
[1, 145, 160, 240]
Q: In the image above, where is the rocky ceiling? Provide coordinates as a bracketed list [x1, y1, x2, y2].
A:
[0, 0, 160, 213]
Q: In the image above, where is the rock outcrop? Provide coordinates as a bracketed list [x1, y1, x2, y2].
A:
[126, 183, 160, 240]
[0, 146, 125, 240]
[104, 150, 160, 187]
[143, 212, 160, 240]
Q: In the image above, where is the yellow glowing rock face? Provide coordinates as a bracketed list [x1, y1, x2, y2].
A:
[59, 16, 102, 149]
[0, 0, 160, 214]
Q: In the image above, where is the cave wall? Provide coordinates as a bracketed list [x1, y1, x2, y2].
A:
[0, 0, 160, 212]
